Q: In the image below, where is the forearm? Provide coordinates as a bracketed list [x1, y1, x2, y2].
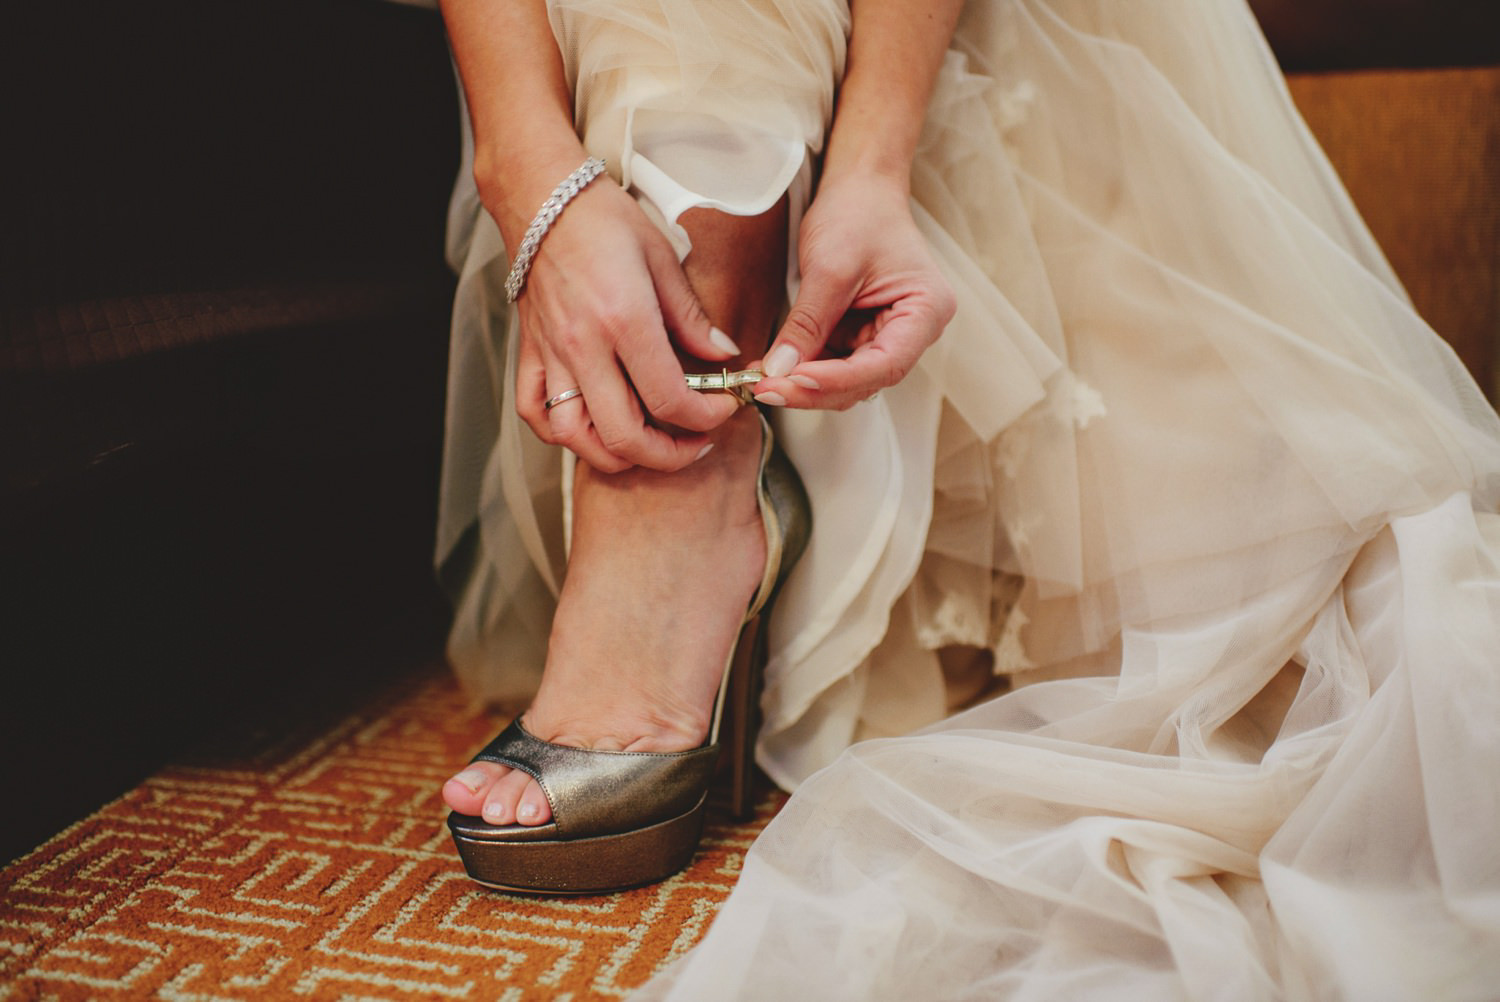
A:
[823, 0, 963, 189]
[438, 0, 589, 251]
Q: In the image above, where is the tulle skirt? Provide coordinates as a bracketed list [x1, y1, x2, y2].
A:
[435, 0, 1500, 996]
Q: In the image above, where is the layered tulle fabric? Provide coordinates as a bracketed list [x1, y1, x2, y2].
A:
[435, 0, 1500, 996]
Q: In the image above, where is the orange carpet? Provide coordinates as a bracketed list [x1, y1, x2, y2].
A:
[0, 662, 782, 1000]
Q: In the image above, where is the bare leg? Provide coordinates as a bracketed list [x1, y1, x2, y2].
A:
[444, 199, 789, 825]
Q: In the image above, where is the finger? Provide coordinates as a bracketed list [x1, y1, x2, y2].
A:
[515, 332, 556, 442]
[756, 355, 890, 411]
[548, 334, 726, 472]
[542, 381, 635, 475]
[756, 310, 936, 410]
[536, 317, 726, 470]
[527, 345, 629, 472]
[578, 363, 725, 471]
[611, 320, 742, 434]
[553, 408, 634, 475]
[506, 332, 623, 471]
[764, 262, 860, 378]
[646, 239, 740, 363]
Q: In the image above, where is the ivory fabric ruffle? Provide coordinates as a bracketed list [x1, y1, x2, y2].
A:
[434, 0, 1500, 996]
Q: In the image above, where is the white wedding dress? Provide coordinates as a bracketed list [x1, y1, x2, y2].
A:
[434, 1, 1500, 997]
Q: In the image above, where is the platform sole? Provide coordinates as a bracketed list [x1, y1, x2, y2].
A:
[448, 796, 707, 895]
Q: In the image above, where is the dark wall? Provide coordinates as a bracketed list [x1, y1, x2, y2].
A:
[1, 0, 461, 863]
[1251, 0, 1500, 71]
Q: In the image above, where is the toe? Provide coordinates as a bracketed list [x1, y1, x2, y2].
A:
[481, 769, 534, 826]
[515, 779, 553, 826]
[443, 762, 505, 814]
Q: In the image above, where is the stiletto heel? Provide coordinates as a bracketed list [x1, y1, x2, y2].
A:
[447, 403, 810, 893]
[722, 607, 763, 819]
[718, 426, 809, 819]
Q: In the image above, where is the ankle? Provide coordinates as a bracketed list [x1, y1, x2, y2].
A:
[575, 407, 764, 516]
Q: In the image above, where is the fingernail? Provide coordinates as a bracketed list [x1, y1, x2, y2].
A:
[708, 326, 740, 356]
[763, 344, 800, 378]
[695, 443, 716, 461]
[788, 374, 821, 390]
[452, 769, 489, 794]
[517, 801, 541, 823]
[482, 801, 506, 824]
[755, 391, 787, 407]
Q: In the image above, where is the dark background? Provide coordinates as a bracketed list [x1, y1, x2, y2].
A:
[1, 0, 459, 862]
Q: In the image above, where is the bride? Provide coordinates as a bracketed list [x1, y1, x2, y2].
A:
[434, 0, 1500, 996]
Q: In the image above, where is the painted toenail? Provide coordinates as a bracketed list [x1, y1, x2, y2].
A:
[453, 769, 489, 793]
[518, 801, 541, 822]
[482, 802, 506, 823]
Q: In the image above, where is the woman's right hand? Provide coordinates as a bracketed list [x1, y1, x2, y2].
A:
[495, 164, 743, 473]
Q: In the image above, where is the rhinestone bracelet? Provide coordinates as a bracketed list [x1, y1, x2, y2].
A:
[503, 156, 608, 303]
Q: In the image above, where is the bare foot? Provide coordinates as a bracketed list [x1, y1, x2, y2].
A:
[443, 405, 768, 825]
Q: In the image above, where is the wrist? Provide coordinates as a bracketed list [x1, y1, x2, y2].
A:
[819, 145, 913, 194]
[475, 137, 595, 253]
[820, 1, 961, 194]
[819, 83, 922, 193]
[502, 156, 608, 303]
[816, 148, 913, 200]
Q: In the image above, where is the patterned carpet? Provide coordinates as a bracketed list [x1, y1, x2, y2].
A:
[0, 661, 783, 1000]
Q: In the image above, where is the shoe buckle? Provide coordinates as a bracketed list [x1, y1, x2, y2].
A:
[685, 368, 764, 406]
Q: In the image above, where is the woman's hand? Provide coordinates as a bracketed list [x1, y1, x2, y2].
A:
[747, 0, 961, 411]
[752, 173, 955, 410]
[505, 173, 743, 473]
[442, 0, 739, 473]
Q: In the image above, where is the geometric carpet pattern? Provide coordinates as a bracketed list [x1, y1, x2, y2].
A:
[0, 662, 783, 1000]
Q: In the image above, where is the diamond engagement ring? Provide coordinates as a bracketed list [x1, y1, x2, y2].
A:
[544, 388, 584, 412]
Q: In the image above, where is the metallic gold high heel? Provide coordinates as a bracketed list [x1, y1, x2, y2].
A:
[447, 395, 809, 894]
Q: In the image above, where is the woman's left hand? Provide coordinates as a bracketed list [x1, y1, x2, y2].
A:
[751, 172, 955, 410]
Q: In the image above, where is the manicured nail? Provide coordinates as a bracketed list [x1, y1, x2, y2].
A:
[517, 800, 541, 823]
[788, 374, 821, 390]
[482, 801, 507, 824]
[452, 769, 489, 794]
[755, 391, 787, 407]
[695, 443, 716, 461]
[708, 326, 740, 356]
[763, 344, 800, 378]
